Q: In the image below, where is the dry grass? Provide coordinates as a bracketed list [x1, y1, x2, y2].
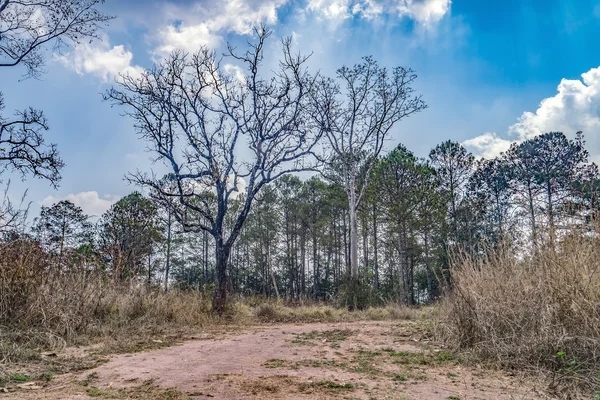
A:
[0, 240, 417, 386]
[437, 225, 600, 398]
[252, 301, 419, 323]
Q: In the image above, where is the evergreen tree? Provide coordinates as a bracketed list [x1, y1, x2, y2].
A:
[100, 192, 161, 281]
[33, 200, 92, 266]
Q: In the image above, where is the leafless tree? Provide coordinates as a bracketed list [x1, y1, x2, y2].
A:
[0, 95, 64, 186]
[0, 0, 112, 190]
[0, 0, 111, 229]
[1, 0, 112, 78]
[311, 56, 426, 309]
[105, 27, 321, 314]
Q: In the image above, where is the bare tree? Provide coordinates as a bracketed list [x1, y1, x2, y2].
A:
[105, 27, 321, 314]
[0, 0, 112, 78]
[0, 96, 64, 186]
[0, 0, 112, 190]
[311, 56, 426, 309]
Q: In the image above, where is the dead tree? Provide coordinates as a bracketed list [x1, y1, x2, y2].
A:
[0, 0, 112, 78]
[0, 0, 112, 191]
[0, 0, 112, 228]
[105, 27, 321, 314]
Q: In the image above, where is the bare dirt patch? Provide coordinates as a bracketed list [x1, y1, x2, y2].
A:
[2, 320, 555, 399]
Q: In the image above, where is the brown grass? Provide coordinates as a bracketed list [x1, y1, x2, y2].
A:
[252, 301, 419, 323]
[0, 239, 416, 386]
[437, 225, 600, 398]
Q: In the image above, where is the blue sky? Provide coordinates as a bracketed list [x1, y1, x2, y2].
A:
[3, 0, 600, 218]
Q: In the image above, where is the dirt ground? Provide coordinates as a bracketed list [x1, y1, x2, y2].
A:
[2, 320, 555, 399]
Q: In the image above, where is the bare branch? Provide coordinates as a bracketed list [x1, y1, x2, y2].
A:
[105, 28, 321, 252]
[0, 93, 64, 187]
[0, 0, 113, 78]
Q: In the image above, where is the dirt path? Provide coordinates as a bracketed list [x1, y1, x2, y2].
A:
[5, 320, 554, 399]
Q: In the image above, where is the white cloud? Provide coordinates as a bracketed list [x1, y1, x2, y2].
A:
[307, 0, 351, 21]
[228, 175, 248, 198]
[352, 0, 383, 20]
[155, 0, 287, 56]
[156, 0, 451, 52]
[182, 175, 247, 199]
[305, 0, 452, 27]
[462, 132, 512, 159]
[156, 23, 219, 56]
[56, 0, 451, 80]
[56, 38, 144, 82]
[509, 67, 600, 143]
[396, 0, 452, 28]
[223, 63, 246, 83]
[40, 191, 119, 218]
[465, 66, 600, 163]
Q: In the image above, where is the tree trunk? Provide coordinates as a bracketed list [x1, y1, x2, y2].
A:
[147, 251, 152, 283]
[547, 180, 555, 243]
[271, 270, 280, 300]
[348, 195, 359, 310]
[408, 255, 415, 305]
[527, 181, 537, 246]
[212, 240, 231, 315]
[343, 212, 349, 274]
[312, 231, 318, 299]
[59, 217, 66, 269]
[164, 206, 172, 292]
[372, 202, 379, 290]
[285, 208, 291, 297]
[301, 232, 306, 297]
[450, 177, 458, 241]
[424, 232, 434, 302]
[362, 215, 368, 271]
[400, 223, 411, 305]
[349, 196, 359, 279]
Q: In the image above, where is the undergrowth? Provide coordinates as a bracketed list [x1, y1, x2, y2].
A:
[438, 224, 600, 398]
[0, 240, 417, 385]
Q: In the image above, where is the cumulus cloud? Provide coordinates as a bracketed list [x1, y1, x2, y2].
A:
[56, 0, 451, 80]
[181, 175, 247, 200]
[40, 191, 119, 218]
[465, 66, 600, 162]
[56, 38, 144, 82]
[306, 0, 452, 27]
[462, 133, 512, 159]
[155, 0, 287, 57]
[509, 67, 600, 143]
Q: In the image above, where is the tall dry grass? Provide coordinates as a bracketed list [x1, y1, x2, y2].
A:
[438, 225, 600, 397]
[0, 239, 417, 375]
[0, 239, 220, 368]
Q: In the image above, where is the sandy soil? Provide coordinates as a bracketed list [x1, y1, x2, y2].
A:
[2, 320, 555, 399]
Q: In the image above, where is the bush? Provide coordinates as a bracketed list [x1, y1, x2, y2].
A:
[438, 226, 600, 397]
[0, 239, 48, 322]
[337, 275, 383, 310]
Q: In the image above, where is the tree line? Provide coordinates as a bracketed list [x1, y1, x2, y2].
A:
[21, 131, 599, 308]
